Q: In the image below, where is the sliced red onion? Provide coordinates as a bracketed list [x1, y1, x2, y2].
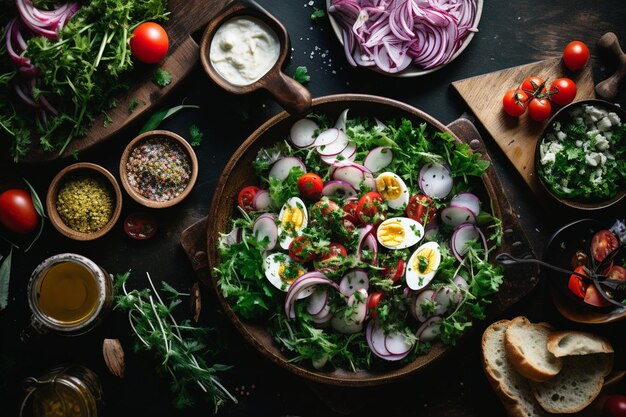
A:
[359, 234, 378, 265]
[285, 273, 340, 319]
[450, 223, 487, 263]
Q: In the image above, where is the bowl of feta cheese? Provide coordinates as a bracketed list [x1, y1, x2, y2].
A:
[535, 99, 626, 210]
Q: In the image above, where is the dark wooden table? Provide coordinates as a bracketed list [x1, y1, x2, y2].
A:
[1, 1, 626, 416]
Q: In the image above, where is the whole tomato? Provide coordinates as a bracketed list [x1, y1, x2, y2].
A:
[521, 76, 546, 96]
[297, 173, 324, 200]
[130, 22, 169, 63]
[549, 78, 577, 105]
[502, 89, 529, 117]
[563, 41, 590, 71]
[0, 189, 39, 234]
[602, 394, 626, 417]
[528, 97, 552, 121]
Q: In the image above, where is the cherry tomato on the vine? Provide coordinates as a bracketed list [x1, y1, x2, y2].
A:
[502, 89, 529, 117]
[563, 41, 589, 71]
[0, 188, 39, 234]
[130, 22, 169, 64]
[521, 76, 546, 96]
[528, 97, 552, 121]
[549, 78, 577, 105]
[297, 173, 324, 200]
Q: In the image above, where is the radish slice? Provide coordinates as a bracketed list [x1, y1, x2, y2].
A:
[359, 234, 378, 265]
[311, 307, 333, 325]
[384, 330, 414, 355]
[269, 157, 305, 181]
[320, 142, 357, 165]
[322, 180, 358, 199]
[419, 163, 453, 199]
[253, 214, 278, 250]
[314, 128, 340, 146]
[285, 272, 340, 319]
[412, 289, 436, 322]
[450, 224, 487, 262]
[252, 189, 271, 211]
[333, 164, 368, 188]
[416, 316, 442, 342]
[363, 146, 393, 173]
[334, 108, 349, 131]
[317, 130, 350, 156]
[339, 269, 369, 297]
[306, 288, 329, 316]
[331, 289, 367, 334]
[289, 118, 318, 148]
[362, 176, 377, 191]
[367, 322, 410, 361]
[433, 286, 459, 315]
[440, 205, 476, 227]
[450, 192, 481, 217]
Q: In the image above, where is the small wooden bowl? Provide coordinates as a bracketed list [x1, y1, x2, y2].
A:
[199, 0, 311, 115]
[119, 130, 198, 209]
[534, 99, 626, 210]
[46, 163, 122, 241]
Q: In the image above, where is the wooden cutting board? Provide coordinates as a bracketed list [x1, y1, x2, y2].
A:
[452, 58, 596, 196]
[12, 0, 234, 164]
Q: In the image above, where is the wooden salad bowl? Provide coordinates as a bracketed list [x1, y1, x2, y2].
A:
[206, 94, 537, 386]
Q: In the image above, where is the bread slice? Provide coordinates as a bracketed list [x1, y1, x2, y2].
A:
[529, 353, 614, 413]
[504, 316, 563, 382]
[547, 331, 614, 357]
[481, 320, 549, 417]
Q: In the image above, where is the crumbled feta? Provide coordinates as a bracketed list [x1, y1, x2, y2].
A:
[575, 140, 583, 147]
[597, 116, 612, 132]
[585, 152, 603, 167]
[554, 121, 561, 131]
[590, 168, 603, 185]
[541, 152, 556, 165]
[556, 131, 567, 141]
[595, 134, 610, 151]
[608, 112, 621, 125]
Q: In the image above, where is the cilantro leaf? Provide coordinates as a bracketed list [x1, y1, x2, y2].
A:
[153, 68, 173, 87]
[189, 124, 203, 147]
[311, 7, 325, 21]
[293, 66, 311, 84]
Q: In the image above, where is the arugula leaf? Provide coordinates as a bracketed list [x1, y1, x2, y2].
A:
[0, 248, 12, 311]
[311, 7, 325, 21]
[140, 104, 199, 133]
[293, 66, 310, 84]
[153, 68, 173, 87]
[189, 124, 203, 147]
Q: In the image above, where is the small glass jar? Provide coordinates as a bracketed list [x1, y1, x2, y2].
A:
[20, 364, 104, 417]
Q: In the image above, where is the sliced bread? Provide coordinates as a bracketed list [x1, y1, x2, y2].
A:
[529, 353, 614, 413]
[504, 316, 563, 382]
[481, 320, 549, 417]
[547, 331, 614, 357]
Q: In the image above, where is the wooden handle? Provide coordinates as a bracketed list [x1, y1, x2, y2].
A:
[595, 32, 626, 101]
[262, 71, 312, 115]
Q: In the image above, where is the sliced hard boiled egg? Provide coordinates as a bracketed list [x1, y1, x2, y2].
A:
[264, 253, 311, 299]
[406, 241, 441, 290]
[376, 217, 424, 249]
[278, 197, 308, 249]
[376, 172, 409, 209]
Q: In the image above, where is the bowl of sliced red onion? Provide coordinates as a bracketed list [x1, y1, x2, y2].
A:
[327, 0, 483, 76]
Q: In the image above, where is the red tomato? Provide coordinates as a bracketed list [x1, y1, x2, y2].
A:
[568, 266, 588, 299]
[602, 394, 626, 417]
[502, 89, 529, 117]
[312, 199, 339, 217]
[584, 284, 612, 307]
[528, 98, 552, 121]
[367, 291, 383, 319]
[607, 266, 626, 281]
[356, 191, 385, 224]
[343, 202, 359, 224]
[563, 41, 590, 71]
[317, 243, 347, 262]
[123, 212, 158, 240]
[406, 194, 436, 226]
[288, 236, 316, 262]
[549, 78, 577, 105]
[297, 173, 324, 200]
[130, 22, 169, 63]
[0, 189, 39, 234]
[591, 230, 619, 262]
[521, 76, 546, 96]
[237, 186, 260, 212]
[382, 258, 405, 282]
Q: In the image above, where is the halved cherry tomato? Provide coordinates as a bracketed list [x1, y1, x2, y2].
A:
[297, 173, 324, 200]
[502, 89, 529, 117]
[563, 41, 589, 71]
[237, 186, 260, 212]
[406, 194, 436, 226]
[607, 266, 626, 281]
[123, 212, 158, 240]
[312, 199, 339, 217]
[521, 76, 546, 96]
[356, 191, 385, 224]
[382, 258, 405, 282]
[591, 230, 619, 262]
[317, 243, 347, 263]
[343, 202, 359, 224]
[288, 236, 316, 262]
[602, 394, 626, 417]
[367, 291, 384, 319]
[584, 283, 612, 307]
[568, 265, 588, 299]
[528, 97, 552, 121]
[549, 78, 577, 105]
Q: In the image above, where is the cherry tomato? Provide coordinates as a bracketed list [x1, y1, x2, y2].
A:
[288, 236, 316, 262]
[297, 173, 324, 200]
[0, 188, 39, 234]
[130, 22, 169, 64]
[591, 230, 619, 262]
[549, 78, 577, 105]
[568, 266, 588, 299]
[502, 89, 529, 117]
[367, 291, 384, 319]
[317, 243, 347, 262]
[312, 199, 339, 217]
[237, 186, 260, 212]
[602, 394, 626, 417]
[406, 194, 436, 226]
[356, 191, 385, 224]
[607, 266, 626, 281]
[563, 41, 590, 71]
[123, 212, 158, 240]
[528, 97, 552, 121]
[382, 258, 405, 282]
[343, 202, 359, 224]
[521, 76, 546, 96]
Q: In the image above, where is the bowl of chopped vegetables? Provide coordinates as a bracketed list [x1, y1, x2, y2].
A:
[535, 99, 626, 210]
[46, 162, 122, 241]
[208, 94, 514, 386]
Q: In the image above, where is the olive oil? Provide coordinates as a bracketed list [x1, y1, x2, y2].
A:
[36, 261, 99, 324]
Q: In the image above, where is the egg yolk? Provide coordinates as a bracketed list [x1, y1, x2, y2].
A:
[378, 221, 405, 247]
[377, 175, 403, 200]
[412, 248, 437, 275]
[281, 205, 304, 232]
[278, 262, 305, 283]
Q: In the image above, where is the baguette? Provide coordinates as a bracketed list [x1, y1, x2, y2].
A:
[547, 331, 614, 357]
[481, 320, 549, 417]
[504, 316, 563, 382]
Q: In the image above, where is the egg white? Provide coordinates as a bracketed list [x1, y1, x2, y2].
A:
[406, 241, 441, 290]
[376, 217, 424, 249]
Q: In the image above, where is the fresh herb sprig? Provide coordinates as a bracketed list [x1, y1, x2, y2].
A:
[113, 271, 237, 411]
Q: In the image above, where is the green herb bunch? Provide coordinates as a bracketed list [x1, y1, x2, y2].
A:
[113, 272, 236, 411]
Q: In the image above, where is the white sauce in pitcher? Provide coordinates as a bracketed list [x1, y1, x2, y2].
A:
[210, 16, 280, 86]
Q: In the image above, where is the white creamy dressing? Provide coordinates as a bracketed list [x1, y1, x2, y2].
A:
[210, 16, 280, 86]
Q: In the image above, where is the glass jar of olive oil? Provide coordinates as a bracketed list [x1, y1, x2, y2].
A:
[20, 365, 104, 417]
